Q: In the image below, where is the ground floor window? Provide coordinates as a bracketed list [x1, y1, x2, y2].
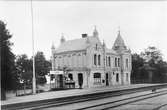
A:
[68, 73, 73, 80]
[51, 74, 55, 81]
[116, 73, 119, 82]
[94, 73, 101, 84]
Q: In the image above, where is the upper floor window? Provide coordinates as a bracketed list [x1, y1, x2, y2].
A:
[126, 58, 128, 68]
[118, 58, 120, 67]
[95, 44, 98, 50]
[98, 55, 101, 65]
[108, 56, 111, 67]
[106, 56, 108, 66]
[94, 54, 97, 65]
[115, 58, 117, 67]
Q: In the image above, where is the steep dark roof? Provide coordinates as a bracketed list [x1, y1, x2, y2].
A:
[112, 31, 127, 50]
[55, 36, 99, 53]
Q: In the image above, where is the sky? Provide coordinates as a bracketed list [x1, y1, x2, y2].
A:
[0, 1, 167, 61]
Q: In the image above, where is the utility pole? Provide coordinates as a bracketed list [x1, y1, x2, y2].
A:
[31, 0, 36, 94]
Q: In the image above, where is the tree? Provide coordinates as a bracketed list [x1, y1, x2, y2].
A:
[15, 52, 51, 89]
[15, 54, 33, 89]
[131, 46, 167, 84]
[34, 51, 51, 85]
[152, 60, 167, 83]
[1, 20, 17, 100]
[131, 53, 144, 83]
[141, 46, 163, 64]
[140, 46, 167, 83]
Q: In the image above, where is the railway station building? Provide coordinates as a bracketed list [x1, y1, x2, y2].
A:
[51, 27, 132, 88]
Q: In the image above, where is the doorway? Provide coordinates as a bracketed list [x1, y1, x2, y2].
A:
[78, 73, 83, 88]
[106, 73, 109, 86]
[59, 74, 64, 88]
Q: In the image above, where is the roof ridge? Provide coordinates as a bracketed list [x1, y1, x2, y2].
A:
[65, 36, 94, 42]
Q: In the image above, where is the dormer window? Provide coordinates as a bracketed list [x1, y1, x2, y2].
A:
[96, 44, 98, 50]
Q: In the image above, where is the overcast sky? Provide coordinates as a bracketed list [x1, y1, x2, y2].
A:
[1, 1, 167, 61]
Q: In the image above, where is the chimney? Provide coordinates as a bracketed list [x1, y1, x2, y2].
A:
[82, 34, 87, 38]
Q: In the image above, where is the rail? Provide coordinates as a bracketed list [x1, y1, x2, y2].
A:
[2, 83, 167, 110]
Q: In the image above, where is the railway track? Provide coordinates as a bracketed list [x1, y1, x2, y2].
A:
[78, 89, 167, 110]
[2, 84, 167, 110]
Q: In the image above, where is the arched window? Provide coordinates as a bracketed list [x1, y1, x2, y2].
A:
[118, 58, 120, 67]
[98, 55, 101, 65]
[106, 56, 108, 66]
[126, 59, 128, 68]
[68, 73, 73, 80]
[108, 56, 111, 67]
[94, 54, 97, 65]
[95, 44, 98, 50]
[115, 58, 117, 67]
[94, 73, 101, 84]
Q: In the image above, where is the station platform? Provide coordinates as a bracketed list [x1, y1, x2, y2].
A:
[1, 84, 161, 106]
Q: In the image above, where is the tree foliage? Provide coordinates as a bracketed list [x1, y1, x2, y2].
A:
[131, 46, 167, 83]
[15, 52, 51, 86]
[131, 53, 144, 83]
[1, 20, 17, 90]
[1, 20, 17, 100]
[141, 46, 163, 64]
[15, 54, 33, 87]
[34, 51, 51, 84]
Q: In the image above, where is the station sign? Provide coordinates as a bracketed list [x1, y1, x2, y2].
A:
[50, 71, 64, 75]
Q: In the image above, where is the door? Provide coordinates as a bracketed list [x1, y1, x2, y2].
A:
[106, 73, 109, 86]
[59, 74, 63, 88]
[78, 73, 83, 88]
